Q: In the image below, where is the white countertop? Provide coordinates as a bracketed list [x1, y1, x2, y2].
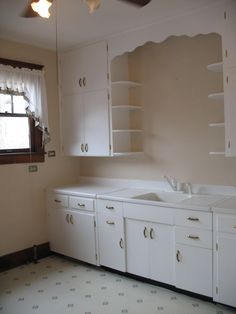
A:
[212, 196, 236, 214]
[97, 188, 228, 212]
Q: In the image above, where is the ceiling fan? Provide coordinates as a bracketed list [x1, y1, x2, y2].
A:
[22, 0, 152, 18]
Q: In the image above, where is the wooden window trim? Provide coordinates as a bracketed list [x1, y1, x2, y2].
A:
[0, 57, 45, 164]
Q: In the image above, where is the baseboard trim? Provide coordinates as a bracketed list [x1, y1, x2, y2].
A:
[0, 242, 51, 272]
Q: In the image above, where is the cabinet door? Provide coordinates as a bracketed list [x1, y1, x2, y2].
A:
[60, 49, 85, 95]
[47, 207, 70, 256]
[215, 233, 236, 307]
[222, 2, 236, 68]
[61, 94, 85, 156]
[224, 66, 236, 156]
[98, 213, 125, 271]
[68, 210, 97, 265]
[149, 223, 174, 285]
[83, 90, 110, 156]
[81, 41, 108, 92]
[126, 219, 149, 278]
[175, 244, 212, 297]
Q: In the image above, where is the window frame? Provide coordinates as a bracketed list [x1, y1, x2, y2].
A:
[0, 58, 45, 165]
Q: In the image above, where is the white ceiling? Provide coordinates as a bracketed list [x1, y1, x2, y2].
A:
[0, 0, 220, 51]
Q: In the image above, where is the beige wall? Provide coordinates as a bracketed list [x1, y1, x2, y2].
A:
[0, 39, 80, 256]
[81, 34, 236, 186]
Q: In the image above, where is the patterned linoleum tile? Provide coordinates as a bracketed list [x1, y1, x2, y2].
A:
[0, 255, 235, 314]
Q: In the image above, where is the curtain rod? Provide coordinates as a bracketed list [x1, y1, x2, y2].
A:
[0, 58, 44, 71]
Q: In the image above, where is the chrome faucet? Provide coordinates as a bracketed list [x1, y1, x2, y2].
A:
[163, 175, 178, 191]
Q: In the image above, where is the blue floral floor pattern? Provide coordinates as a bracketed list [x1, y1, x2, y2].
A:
[0, 255, 235, 314]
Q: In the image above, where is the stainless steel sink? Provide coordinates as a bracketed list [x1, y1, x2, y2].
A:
[132, 192, 190, 203]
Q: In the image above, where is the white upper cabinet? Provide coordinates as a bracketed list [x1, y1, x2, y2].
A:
[60, 41, 108, 95]
[59, 41, 111, 156]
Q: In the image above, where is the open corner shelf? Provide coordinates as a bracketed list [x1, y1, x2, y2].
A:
[113, 152, 144, 157]
[209, 151, 225, 156]
[208, 92, 224, 101]
[112, 105, 143, 110]
[208, 123, 225, 127]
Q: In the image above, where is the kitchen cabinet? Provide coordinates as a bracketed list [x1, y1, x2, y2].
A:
[126, 218, 174, 285]
[59, 41, 111, 156]
[213, 213, 236, 307]
[47, 193, 97, 265]
[61, 90, 110, 156]
[175, 209, 213, 297]
[60, 41, 108, 95]
[97, 200, 125, 271]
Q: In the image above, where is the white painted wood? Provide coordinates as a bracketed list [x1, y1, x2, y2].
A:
[83, 90, 110, 156]
[111, 81, 142, 87]
[222, 1, 236, 68]
[112, 105, 142, 110]
[216, 214, 236, 234]
[61, 94, 85, 156]
[69, 196, 94, 211]
[149, 223, 174, 285]
[208, 123, 225, 127]
[126, 219, 149, 278]
[208, 92, 224, 101]
[113, 152, 144, 156]
[224, 66, 236, 156]
[124, 203, 174, 225]
[67, 210, 97, 265]
[175, 244, 212, 297]
[175, 226, 212, 249]
[214, 230, 236, 307]
[174, 209, 212, 230]
[207, 62, 223, 72]
[47, 193, 69, 208]
[112, 129, 143, 133]
[96, 199, 123, 216]
[98, 213, 126, 271]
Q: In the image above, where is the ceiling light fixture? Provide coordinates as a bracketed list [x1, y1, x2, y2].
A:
[84, 0, 101, 14]
[31, 0, 52, 18]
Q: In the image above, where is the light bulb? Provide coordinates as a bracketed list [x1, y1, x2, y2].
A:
[31, 0, 52, 18]
[85, 0, 101, 14]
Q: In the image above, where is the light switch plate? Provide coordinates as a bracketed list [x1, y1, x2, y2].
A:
[28, 165, 38, 172]
[48, 150, 56, 157]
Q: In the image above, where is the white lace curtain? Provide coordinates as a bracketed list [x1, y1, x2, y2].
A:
[0, 64, 50, 144]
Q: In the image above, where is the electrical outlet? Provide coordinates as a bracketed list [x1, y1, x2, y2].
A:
[48, 150, 56, 157]
[28, 165, 38, 173]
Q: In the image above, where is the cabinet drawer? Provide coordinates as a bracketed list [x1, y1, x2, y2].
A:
[216, 214, 236, 234]
[175, 209, 212, 230]
[97, 199, 123, 215]
[48, 193, 69, 208]
[175, 226, 212, 249]
[69, 196, 94, 211]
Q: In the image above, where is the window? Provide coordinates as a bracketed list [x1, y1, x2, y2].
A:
[0, 58, 49, 164]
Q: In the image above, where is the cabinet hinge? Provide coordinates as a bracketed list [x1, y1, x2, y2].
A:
[107, 72, 109, 81]
[226, 75, 229, 84]
[216, 287, 218, 294]
[109, 144, 112, 151]
[106, 44, 109, 52]
[96, 254, 98, 260]
[225, 49, 228, 58]
[224, 11, 227, 20]
[216, 243, 218, 251]
[94, 220, 96, 228]
[228, 141, 231, 149]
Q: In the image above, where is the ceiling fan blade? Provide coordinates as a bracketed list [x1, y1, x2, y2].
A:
[118, 0, 151, 7]
[21, 1, 40, 18]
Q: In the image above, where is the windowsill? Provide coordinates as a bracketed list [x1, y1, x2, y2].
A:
[0, 152, 45, 165]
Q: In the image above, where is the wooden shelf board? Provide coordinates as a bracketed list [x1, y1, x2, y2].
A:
[113, 152, 144, 156]
[111, 81, 142, 87]
[207, 62, 223, 72]
[112, 105, 142, 110]
[112, 129, 143, 133]
[208, 92, 224, 101]
[208, 123, 225, 127]
[209, 152, 225, 155]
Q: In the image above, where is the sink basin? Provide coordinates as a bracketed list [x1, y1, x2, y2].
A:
[133, 192, 190, 203]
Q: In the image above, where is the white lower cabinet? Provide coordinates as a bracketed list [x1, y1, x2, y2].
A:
[175, 244, 212, 297]
[126, 219, 174, 285]
[47, 193, 97, 265]
[213, 213, 236, 307]
[97, 213, 125, 271]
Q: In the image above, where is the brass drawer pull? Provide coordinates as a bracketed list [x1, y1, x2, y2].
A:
[106, 220, 115, 225]
[106, 206, 114, 210]
[143, 227, 148, 238]
[187, 217, 199, 222]
[187, 235, 200, 240]
[70, 215, 74, 224]
[78, 203, 85, 207]
[79, 78, 82, 87]
[150, 228, 155, 239]
[66, 214, 70, 224]
[119, 238, 124, 249]
[83, 77, 86, 87]
[85, 143, 88, 152]
[54, 199, 61, 203]
[81, 144, 84, 152]
[176, 250, 181, 262]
